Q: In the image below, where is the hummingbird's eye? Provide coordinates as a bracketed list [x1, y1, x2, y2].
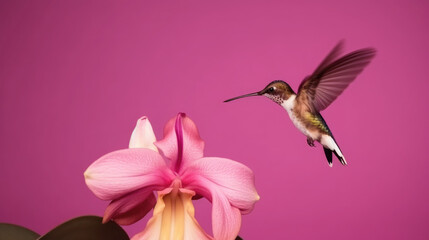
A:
[268, 87, 274, 92]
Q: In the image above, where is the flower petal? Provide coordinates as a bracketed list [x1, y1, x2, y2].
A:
[103, 188, 157, 225]
[182, 157, 259, 214]
[155, 113, 204, 173]
[210, 188, 241, 240]
[129, 116, 158, 152]
[84, 148, 174, 200]
[181, 176, 242, 240]
[131, 188, 213, 240]
[181, 189, 213, 240]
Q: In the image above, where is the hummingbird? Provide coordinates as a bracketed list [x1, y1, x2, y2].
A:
[224, 41, 376, 167]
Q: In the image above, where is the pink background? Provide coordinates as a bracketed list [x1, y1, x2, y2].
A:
[1, 1, 429, 239]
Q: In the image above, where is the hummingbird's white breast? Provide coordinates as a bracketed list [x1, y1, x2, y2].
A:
[281, 94, 318, 139]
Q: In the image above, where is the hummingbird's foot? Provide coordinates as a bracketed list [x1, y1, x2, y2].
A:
[307, 138, 315, 147]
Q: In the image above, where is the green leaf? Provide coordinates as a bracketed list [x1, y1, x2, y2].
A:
[0, 223, 40, 240]
[38, 215, 129, 240]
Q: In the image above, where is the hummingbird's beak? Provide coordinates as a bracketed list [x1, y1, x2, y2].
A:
[224, 92, 261, 102]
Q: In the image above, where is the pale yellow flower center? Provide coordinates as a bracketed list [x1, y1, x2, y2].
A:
[135, 179, 212, 240]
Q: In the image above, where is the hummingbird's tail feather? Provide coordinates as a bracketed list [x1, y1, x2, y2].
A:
[321, 135, 347, 166]
[333, 149, 347, 165]
[323, 147, 333, 167]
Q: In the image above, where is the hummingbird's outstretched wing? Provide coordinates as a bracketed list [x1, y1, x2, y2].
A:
[312, 40, 345, 76]
[298, 42, 376, 112]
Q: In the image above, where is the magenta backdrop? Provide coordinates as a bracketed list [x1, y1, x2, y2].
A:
[1, 0, 429, 239]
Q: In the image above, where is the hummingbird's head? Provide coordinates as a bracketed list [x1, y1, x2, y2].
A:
[260, 80, 295, 104]
[224, 80, 295, 105]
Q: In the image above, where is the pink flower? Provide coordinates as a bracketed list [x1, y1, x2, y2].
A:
[84, 113, 259, 240]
